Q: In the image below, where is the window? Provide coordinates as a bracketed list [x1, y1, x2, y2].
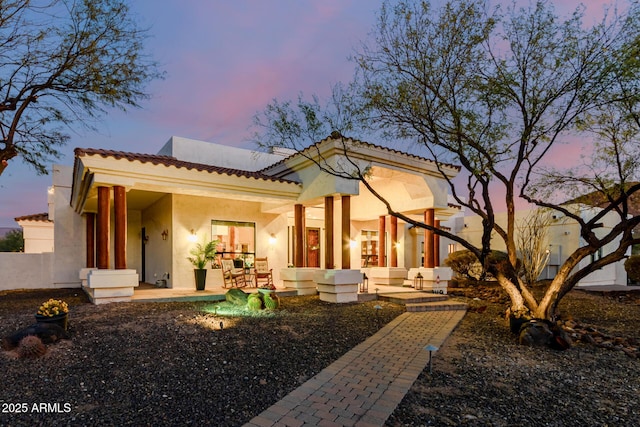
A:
[590, 247, 603, 264]
[361, 230, 379, 267]
[211, 220, 255, 268]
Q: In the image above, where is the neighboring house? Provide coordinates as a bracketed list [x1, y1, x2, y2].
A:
[3, 135, 461, 302]
[15, 213, 54, 253]
[452, 199, 638, 287]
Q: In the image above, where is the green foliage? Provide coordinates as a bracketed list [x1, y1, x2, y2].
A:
[0, 229, 24, 252]
[225, 288, 249, 306]
[624, 255, 640, 283]
[187, 240, 219, 269]
[263, 292, 280, 310]
[0, 0, 164, 176]
[444, 250, 483, 280]
[246, 293, 264, 311]
[444, 249, 514, 281]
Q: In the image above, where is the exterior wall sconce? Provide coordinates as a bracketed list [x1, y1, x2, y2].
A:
[188, 229, 197, 242]
[268, 233, 277, 245]
[161, 229, 168, 241]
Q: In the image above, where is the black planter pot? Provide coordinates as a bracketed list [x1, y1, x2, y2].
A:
[35, 312, 69, 331]
[194, 269, 207, 291]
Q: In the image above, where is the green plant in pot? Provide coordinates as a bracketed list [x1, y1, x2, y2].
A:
[187, 239, 219, 291]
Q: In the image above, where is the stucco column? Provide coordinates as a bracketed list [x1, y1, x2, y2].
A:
[294, 204, 305, 267]
[324, 196, 334, 269]
[434, 219, 441, 267]
[86, 213, 95, 268]
[424, 208, 435, 268]
[341, 195, 351, 269]
[378, 216, 386, 267]
[390, 215, 398, 267]
[97, 186, 110, 269]
[114, 185, 127, 270]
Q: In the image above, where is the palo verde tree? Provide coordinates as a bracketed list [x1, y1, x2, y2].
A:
[0, 0, 162, 176]
[254, 0, 640, 322]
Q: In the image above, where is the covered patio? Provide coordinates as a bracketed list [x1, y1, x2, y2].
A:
[64, 135, 460, 304]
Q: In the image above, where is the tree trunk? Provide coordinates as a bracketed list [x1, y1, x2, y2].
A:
[496, 273, 526, 313]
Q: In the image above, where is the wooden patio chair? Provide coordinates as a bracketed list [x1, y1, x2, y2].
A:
[221, 258, 246, 288]
[253, 257, 273, 288]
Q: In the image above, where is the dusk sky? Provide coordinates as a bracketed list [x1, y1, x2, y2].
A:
[0, 0, 615, 228]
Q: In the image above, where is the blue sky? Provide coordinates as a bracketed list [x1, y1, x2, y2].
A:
[0, 0, 612, 227]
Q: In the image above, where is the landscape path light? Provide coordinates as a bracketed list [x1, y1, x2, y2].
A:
[424, 344, 439, 373]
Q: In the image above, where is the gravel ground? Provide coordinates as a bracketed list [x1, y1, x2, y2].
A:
[1, 286, 639, 427]
[387, 287, 640, 427]
[0, 289, 404, 426]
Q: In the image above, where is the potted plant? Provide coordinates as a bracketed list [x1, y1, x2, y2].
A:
[35, 299, 69, 331]
[187, 239, 219, 290]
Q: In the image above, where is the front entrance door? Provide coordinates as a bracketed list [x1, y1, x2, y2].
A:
[306, 228, 320, 267]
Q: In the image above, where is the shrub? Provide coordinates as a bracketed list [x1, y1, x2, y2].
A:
[625, 255, 640, 283]
[445, 250, 515, 281]
[444, 250, 483, 280]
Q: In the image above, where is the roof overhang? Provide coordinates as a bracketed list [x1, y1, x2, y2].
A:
[70, 150, 302, 214]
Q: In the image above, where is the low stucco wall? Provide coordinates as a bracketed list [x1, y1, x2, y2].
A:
[0, 252, 58, 290]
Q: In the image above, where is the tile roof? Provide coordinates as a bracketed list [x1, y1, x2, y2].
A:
[15, 212, 51, 222]
[74, 148, 300, 185]
[565, 182, 640, 216]
[258, 132, 461, 174]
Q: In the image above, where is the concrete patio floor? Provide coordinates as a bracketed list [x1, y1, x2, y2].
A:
[130, 282, 423, 303]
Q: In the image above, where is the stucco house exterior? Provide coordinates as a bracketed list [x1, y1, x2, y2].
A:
[27, 134, 460, 303]
[15, 213, 54, 254]
[451, 205, 633, 287]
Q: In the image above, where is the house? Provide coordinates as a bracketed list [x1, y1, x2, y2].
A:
[452, 202, 636, 287]
[15, 213, 54, 253]
[7, 134, 460, 303]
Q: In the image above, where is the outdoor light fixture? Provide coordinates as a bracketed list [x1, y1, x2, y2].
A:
[268, 233, 277, 245]
[414, 272, 424, 290]
[374, 304, 382, 329]
[188, 228, 197, 242]
[360, 272, 369, 293]
[161, 229, 168, 241]
[424, 344, 439, 373]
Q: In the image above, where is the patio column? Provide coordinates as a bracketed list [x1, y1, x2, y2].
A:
[114, 185, 127, 270]
[341, 195, 351, 269]
[434, 219, 441, 267]
[324, 196, 334, 269]
[424, 208, 435, 268]
[378, 216, 386, 267]
[390, 215, 398, 267]
[86, 213, 95, 268]
[294, 204, 305, 267]
[97, 186, 110, 269]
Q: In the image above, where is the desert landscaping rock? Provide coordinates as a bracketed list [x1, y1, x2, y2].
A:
[1, 286, 639, 426]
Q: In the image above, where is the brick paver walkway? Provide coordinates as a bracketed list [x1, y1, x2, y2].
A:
[244, 309, 466, 427]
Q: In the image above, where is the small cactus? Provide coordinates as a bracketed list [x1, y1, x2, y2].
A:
[17, 335, 47, 359]
[263, 293, 280, 310]
[247, 293, 264, 311]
